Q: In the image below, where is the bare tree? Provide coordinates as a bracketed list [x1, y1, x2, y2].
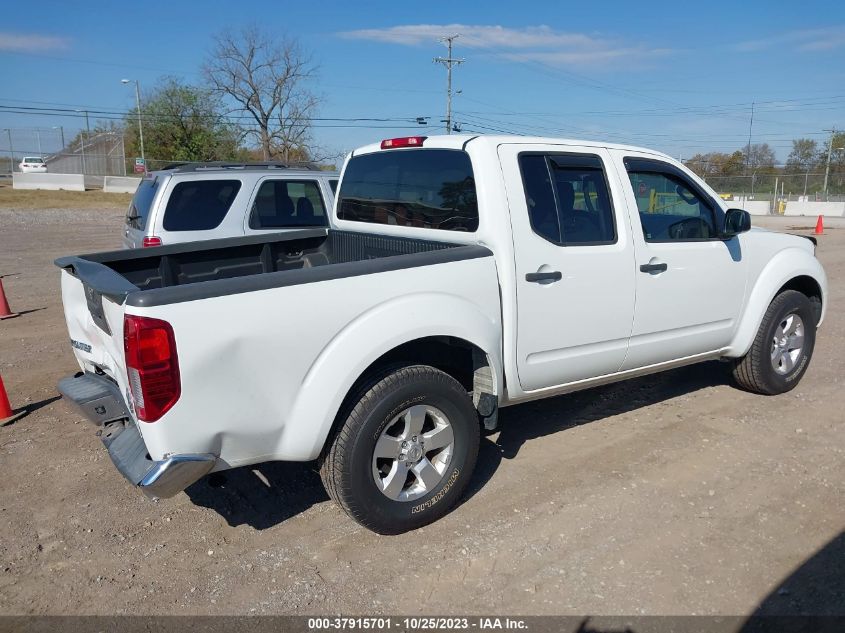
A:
[203, 25, 318, 161]
[273, 87, 319, 163]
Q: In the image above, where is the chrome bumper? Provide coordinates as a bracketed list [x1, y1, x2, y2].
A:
[59, 372, 215, 498]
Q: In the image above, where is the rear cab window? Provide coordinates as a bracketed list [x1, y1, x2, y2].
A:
[162, 180, 241, 231]
[337, 149, 478, 232]
[126, 176, 160, 231]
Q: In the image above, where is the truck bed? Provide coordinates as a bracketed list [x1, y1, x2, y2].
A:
[55, 229, 490, 310]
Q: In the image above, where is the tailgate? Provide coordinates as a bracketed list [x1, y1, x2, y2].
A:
[59, 267, 131, 393]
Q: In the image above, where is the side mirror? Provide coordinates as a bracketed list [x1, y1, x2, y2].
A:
[722, 208, 751, 239]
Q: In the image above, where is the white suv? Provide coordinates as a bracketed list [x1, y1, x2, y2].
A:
[122, 162, 339, 248]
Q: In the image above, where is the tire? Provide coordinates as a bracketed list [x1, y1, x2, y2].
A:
[320, 365, 480, 534]
[732, 290, 817, 395]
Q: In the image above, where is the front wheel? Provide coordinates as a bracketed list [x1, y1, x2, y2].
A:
[320, 365, 480, 534]
[732, 290, 817, 395]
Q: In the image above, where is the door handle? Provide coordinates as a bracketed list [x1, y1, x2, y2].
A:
[639, 262, 668, 274]
[525, 271, 562, 283]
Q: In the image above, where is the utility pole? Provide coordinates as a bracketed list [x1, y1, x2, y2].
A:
[122, 79, 146, 171]
[53, 126, 65, 148]
[433, 34, 464, 135]
[823, 128, 836, 199]
[3, 128, 12, 173]
[745, 101, 754, 176]
[75, 109, 91, 136]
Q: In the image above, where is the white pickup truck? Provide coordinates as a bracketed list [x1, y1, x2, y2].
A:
[56, 134, 827, 534]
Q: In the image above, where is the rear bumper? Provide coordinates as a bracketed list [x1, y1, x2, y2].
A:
[100, 421, 215, 498]
[59, 372, 215, 498]
[58, 371, 129, 426]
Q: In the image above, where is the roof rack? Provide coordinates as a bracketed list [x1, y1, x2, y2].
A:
[159, 161, 322, 172]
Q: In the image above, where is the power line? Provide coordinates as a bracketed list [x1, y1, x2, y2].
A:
[0, 104, 434, 126]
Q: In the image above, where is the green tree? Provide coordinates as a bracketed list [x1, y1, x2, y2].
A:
[745, 143, 776, 173]
[65, 120, 124, 151]
[123, 77, 244, 168]
[826, 132, 845, 194]
[785, 139, 820, 194]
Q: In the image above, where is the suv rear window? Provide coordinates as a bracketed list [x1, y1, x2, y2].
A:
[249, 179, 327, 229]
[162, 180, 241, 231]
[126, 176, 160, 230]
[337, 149, 478, 232]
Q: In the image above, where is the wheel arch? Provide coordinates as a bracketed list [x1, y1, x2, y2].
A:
[726, 249, 827, 358]
[286, 292, 503, 461]
[777, 275, 823, 324]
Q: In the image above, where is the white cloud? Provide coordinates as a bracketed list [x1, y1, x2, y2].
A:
[734, 26, 845, 53]
[0, 32, 70, 53]
[338, 24, 668, 67]
[501, 47, 671, 66]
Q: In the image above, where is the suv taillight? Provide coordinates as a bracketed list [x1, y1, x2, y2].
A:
[142, 236, 162, 248]
[124, 315, 180, 422]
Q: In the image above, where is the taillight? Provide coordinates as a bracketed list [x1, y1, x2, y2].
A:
[142, 236, 162, 248]
[124, 315, 180, 422]
[380, 136, 427, 149]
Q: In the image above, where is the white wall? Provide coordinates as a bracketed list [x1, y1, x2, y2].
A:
[783, 201, 845, 217]
[12, 172, 85, 191]
[103, 176, 141, 194]
[728, 199, 771, 216]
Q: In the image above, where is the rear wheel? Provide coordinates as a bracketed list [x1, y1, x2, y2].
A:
[320, 365, 479, 534]
[732, 290, 817, 395]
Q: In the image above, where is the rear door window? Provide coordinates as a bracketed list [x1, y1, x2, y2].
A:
[249, 179, 328, 229]
[328, 179, 338, 194]
[337, 149, 478, 232]
[519, 153, 616, 245]
[162, 180, 241, 231]
[126, 176, 160, 230]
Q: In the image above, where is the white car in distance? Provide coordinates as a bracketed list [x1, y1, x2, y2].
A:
[19, 157, 47, 173]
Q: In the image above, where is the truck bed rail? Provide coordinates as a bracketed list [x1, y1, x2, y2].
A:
[56, 229, 491, 309]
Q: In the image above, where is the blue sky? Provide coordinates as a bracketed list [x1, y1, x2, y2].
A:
[2, 0, 844, 162]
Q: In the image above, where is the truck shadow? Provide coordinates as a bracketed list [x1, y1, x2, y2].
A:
[186, 360, 730, 530]
[465, 360, 731, 501]
[739, 530, 845, 621]
[185, 460, 328, 530]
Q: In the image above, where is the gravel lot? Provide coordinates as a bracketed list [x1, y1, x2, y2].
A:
[0, 206, 842, 616]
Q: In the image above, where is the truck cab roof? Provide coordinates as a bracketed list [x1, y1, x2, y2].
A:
[353, 133, 677, 164]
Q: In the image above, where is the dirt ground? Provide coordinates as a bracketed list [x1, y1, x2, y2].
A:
[0, 206, 842, 616]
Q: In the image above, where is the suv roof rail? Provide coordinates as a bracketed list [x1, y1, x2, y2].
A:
[160, 161, 323, 172]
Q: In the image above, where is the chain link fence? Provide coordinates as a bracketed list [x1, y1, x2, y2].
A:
[1, 129, 127, 184]
[702, 172, 845, 201]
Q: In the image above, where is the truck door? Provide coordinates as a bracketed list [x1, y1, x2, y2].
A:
[499, 145, 637, 391]
[615, 154, 748, 369]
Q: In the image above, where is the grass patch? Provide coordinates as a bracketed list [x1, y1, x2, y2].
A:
[0, 185, 132, 209]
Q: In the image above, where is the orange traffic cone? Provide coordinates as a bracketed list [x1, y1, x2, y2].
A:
[0, 277, 18, 320]
[815, 215, 824, 235]
[0, 374, 26, 425]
